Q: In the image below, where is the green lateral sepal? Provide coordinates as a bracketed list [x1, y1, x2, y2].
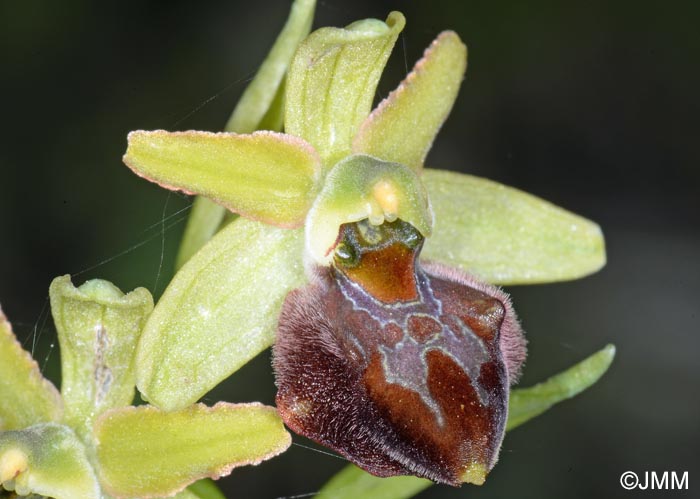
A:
[136, 217, 306, 411]
[422, 169, 606, 284]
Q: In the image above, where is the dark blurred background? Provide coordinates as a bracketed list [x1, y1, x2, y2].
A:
[1, 0, 698, 498]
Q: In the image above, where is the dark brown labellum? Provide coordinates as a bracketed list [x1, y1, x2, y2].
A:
[273, 219, 526, 486]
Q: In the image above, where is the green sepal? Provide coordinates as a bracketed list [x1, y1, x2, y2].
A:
[318, 345, 615, 496]
[421, 169, 606, 284]
[94, 403, 290, 499]
[0, 423, 100, 499]
[0, 307, 62, 431]
[49, 276, 154, 441]
[136, 217, 306, 411]
[285, 12, 406, 167]
[124, 130, 322, 228]
[175, 197, 229, 271]
[507, 344, 616, 430]
[305, 154, 433, 265]
[353, 31, 467, 172]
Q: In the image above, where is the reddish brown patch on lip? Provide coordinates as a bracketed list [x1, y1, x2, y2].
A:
[362, 349, 506, 485]
[427, 351, 507, 478]
[341, 242, 419, 303]
[429, 277, 505, 342]
[407, 315, 442, 342]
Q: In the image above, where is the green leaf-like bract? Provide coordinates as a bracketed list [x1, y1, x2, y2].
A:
[507, 344, 616, 430]
[285, 12, 405, 167]
[421, 169, 606, 284]
[316, 344, 615, 497]
[49, 276, 153, 442]
[316, 465, 431, 499]
[0, 308, 62, 431]
[136, 217, 306, 411]
[225, 0, 316, 134]
[353, 31, 467, 173]
[94, 403, 290, 498]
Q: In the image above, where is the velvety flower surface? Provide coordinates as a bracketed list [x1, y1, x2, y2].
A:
[274, 219, 526, 485]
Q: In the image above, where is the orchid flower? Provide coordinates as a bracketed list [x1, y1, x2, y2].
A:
[117, 0, 613, 492]
[0, 277, 288, 499]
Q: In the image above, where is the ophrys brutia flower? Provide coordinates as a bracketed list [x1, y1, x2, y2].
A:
[0, 278, 289, 499]
[121, 0, 612, 488]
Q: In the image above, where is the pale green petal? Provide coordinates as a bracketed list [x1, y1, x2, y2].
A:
[95, 403, 290, 499]
[124, 130, 322, 228]
[285, 12, 406, 166]
[136, 217, 306, 411]
[422, 169, 606, 284]
[353, 32, 467, 172]
[317, 345, 615, 496]
[0, 307, 62, 430]
[49, 276, 153, 442]
[305, 154, 432, 265]
[507, 344, 616, 430]
[225, 0, 316, 134]
[0, 423, 100, 499]
[177, 0, 317, 268]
